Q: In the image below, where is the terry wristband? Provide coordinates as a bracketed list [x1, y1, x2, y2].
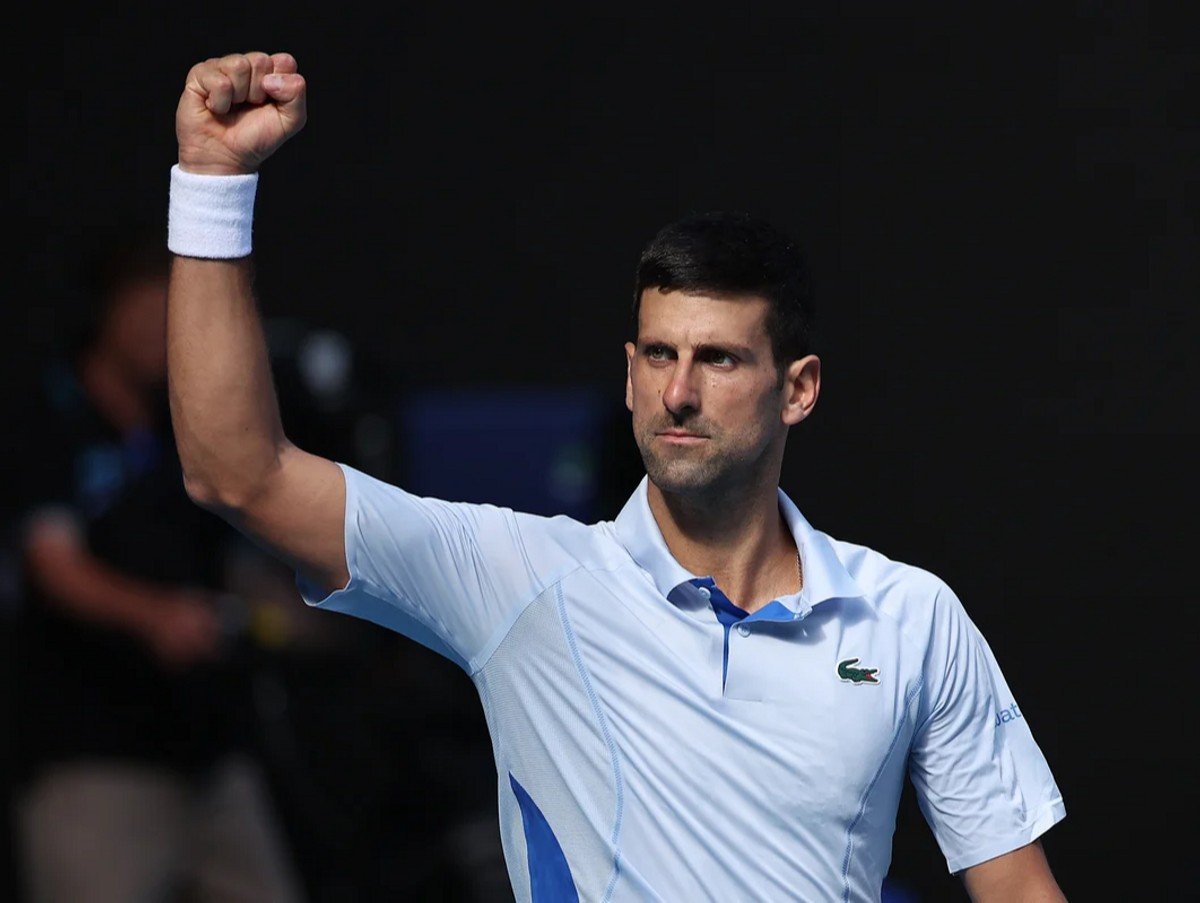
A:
[167, 164, 259, 258]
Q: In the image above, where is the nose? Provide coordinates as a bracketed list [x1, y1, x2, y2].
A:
[662, 358, 700, 417]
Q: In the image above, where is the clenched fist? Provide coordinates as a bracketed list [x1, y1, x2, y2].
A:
[176, 51, 307, 176]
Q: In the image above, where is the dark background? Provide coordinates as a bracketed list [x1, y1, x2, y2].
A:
[9, 3, 1198, 900]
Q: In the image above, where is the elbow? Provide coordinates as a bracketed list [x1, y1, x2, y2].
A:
[182, 472, 260, 515]
[182, 476, 263, 518]
[182, 473, 228, 511]
[181, 451, 286, 516]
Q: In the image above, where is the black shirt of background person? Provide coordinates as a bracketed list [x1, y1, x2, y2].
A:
[9, 357, 255, 782]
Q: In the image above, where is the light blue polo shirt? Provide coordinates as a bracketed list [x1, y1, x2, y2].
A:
[301, 463, 1065, 902]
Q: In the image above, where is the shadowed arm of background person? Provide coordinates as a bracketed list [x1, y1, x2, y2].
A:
[167, 51, 348, 597]
[961, 839, 1067, 901]
[22, 513, 220, 669]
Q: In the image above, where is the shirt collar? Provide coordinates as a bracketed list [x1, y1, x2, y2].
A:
[613, 475, 867, 617]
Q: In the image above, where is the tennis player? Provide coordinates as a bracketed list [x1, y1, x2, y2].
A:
[165, 51, 1067, 901]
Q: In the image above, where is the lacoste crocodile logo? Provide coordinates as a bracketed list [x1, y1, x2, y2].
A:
[837, 657, 880, 685]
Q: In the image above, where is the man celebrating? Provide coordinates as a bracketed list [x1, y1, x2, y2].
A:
[167, 51, 1067, 901]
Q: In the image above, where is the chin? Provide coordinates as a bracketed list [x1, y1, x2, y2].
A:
[640, 451, 726, 497]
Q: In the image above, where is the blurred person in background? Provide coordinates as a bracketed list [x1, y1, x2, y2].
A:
[7, 235, 305, 902]
[3, 228, 508, 901]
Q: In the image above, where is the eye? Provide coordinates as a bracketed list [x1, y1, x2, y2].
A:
[643, 344, 671, 362]
[701, 349, 736, 367]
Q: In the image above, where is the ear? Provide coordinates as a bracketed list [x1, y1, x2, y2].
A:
[781, 354, 820, 426]
[624, 341, 636, 412]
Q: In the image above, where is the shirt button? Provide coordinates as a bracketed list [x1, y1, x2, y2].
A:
[697, 586, 711, 599]
[736, 625, 749, 637]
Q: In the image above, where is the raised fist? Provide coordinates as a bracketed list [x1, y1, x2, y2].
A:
[176, 51, 307, 176]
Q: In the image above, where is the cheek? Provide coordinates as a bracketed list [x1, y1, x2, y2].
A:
[720, 385, 778, 437]
[629, 387, 653, 425]
[114, 300, 166, 347]
[122, 321, 167, 373]
[129, 320, 165, 356]
[628, 370, 658, 411]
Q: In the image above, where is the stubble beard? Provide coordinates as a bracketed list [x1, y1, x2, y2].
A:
[636, 423, 756, 499]
[641, 445, 725, 496]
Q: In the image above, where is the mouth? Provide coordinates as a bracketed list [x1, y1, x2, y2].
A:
[655, 430, 709, 445]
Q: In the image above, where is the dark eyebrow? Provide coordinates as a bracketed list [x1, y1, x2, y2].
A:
[694, 342, 757, 364]
[638, 338, 755, 359]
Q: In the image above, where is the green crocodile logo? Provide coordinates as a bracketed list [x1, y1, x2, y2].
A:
[837, 657, 880, 685]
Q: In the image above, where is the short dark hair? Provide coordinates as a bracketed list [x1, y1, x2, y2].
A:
[84, 233, 172, 305]
[70, 231, 172, 357]
[632, 211, 816, 374]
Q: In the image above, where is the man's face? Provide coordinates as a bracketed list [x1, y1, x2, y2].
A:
[625, 288, 789, 497]
[103, 277, 168, 386]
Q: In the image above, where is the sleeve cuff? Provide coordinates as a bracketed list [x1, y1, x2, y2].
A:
[946, 797, 1066, 875]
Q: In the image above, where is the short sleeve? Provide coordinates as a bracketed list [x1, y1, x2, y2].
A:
[907, 581, 1066, 874]
[297, 463, 560, 673]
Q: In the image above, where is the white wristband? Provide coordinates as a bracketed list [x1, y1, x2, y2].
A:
[167, 164, 259, 258]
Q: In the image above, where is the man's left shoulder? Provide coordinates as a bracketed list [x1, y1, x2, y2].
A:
[822, 532, 952, 629]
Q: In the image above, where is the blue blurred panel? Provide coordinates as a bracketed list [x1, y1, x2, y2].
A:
[881, 878, 921, 902]
[399, 385, 610, 522]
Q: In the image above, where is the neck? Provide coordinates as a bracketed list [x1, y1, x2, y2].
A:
[79, 346, 153, 436]
[647, 469, 800, 613]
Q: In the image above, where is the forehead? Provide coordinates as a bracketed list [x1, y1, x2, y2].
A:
[636, 288, 772, 347]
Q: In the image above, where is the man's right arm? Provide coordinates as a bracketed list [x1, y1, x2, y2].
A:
[166, 52, 568, 670]
[167, 51, 347, 596]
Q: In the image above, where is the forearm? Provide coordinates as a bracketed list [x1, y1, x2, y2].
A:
[167, 256, 288, 509]
[26, 538, 171, 638]
[961, 841, 1066, 902]
[966, 878, 1066, 903]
